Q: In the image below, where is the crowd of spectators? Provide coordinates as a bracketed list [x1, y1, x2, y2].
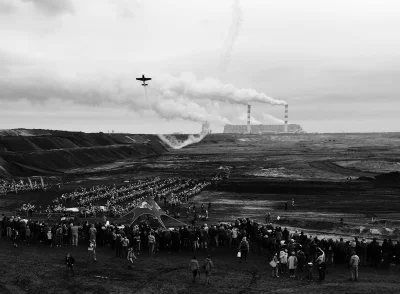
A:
[2, 213, 399, 276]
[18, 177, 210, 219]
[0, 179, 48, 195]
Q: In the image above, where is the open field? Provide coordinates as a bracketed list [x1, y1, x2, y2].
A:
[1, 237, 400, 294]
[1, 130, 400, 293]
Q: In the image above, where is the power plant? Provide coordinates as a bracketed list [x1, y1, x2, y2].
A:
[223, 104, 304, 134]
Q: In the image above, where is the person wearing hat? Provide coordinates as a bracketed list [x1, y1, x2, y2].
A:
[288, 251, 298, 278]
[65, 253, 75, 276]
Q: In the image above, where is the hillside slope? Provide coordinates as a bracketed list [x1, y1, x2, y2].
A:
[0, 129, 169, 177]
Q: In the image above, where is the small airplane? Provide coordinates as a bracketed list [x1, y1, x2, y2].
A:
[136, 74, 151, 86]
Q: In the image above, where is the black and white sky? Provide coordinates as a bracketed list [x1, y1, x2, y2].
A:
[1, 0, 399, 133]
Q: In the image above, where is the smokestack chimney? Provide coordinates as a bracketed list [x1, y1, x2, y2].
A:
[284, 104, 288, 133]
[247, 104, 251, 133]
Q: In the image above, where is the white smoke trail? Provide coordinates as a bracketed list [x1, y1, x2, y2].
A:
[218, 0, 243, 73]
[157, 72, 287, 106]
[151, 97, 230, 125]
[157, 132, 207, 150]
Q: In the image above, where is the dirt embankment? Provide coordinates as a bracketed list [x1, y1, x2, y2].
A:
[0, 129, 168, 177]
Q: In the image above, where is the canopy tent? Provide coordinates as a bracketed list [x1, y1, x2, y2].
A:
[119, 196, 188, 228]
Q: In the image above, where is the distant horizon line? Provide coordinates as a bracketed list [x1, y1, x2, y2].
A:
[0, 128, 399, 135]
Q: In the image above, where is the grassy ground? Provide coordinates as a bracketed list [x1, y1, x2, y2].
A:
[1, 237, 399, 294]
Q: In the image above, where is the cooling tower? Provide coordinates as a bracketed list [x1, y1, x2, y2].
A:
[284, 104, 288, 133]
[247, 104, 251, 133]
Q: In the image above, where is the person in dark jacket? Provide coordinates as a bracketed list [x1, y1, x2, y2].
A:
[65, 253, 75, 276]
[239, 236, 250, 263]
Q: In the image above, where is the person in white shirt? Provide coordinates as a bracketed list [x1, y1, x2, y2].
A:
[279, 249, 288, 274]
[349, 251, 360, 281]
[288, 252, 298, 277]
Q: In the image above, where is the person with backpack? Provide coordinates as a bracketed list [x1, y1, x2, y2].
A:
[238, 236, 250, 263]
[189, 256, 200, 283]
[203, 255, 214, 287]
[65, 253, 75, 276]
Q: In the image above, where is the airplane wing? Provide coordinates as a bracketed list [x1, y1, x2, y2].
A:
[143, 78, 151, 81]
[136, 78, 144, 81]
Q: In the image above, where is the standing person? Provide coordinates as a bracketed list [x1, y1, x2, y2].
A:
[316, 247, 326, 281]
[25, 226, 31, 245]
[238, 237, 250, 263]
[203, 255, 214, 287]
[116, 232, 122, 258]
[349, 251, 360, 281]
[291, 199, 295, 207]
[208, 202, 211, 214]
[71, 223, 79, 246]
[127, 247, 137, 269]
[307, 262, 313, 281]
[265, 212, 271, 224]
[87, 239, 97, 262]
[189, 256, 200, 283]
[56, 226, 63, 247]
[47, 229, 53, 247]
[148, 232, 155, 255]
[288, 251, 298, 278]
[134, 233, 141, 255]
[121, 236, 129, 258]
[270, 253, 280, 278]
[279, 249, 288, 275]
[65, 253, 75, 276]
[89, 224, 97, 241]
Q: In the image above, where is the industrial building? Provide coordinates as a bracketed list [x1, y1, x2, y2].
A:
[223, 104, 304, 134]
[223, 124, 304, 133]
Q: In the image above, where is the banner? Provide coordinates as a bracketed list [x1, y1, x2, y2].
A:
[28, 178, 33, 190]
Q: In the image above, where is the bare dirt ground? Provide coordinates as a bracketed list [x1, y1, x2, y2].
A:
[1, 132, 400, 293]
[1, 237, 400, 294]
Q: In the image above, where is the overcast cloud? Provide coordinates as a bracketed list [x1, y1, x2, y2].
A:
[1, 0, 400, 133]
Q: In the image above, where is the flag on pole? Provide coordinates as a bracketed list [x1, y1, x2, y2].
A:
[40, 177, 45, 189]
[28, 177, 33, 190]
